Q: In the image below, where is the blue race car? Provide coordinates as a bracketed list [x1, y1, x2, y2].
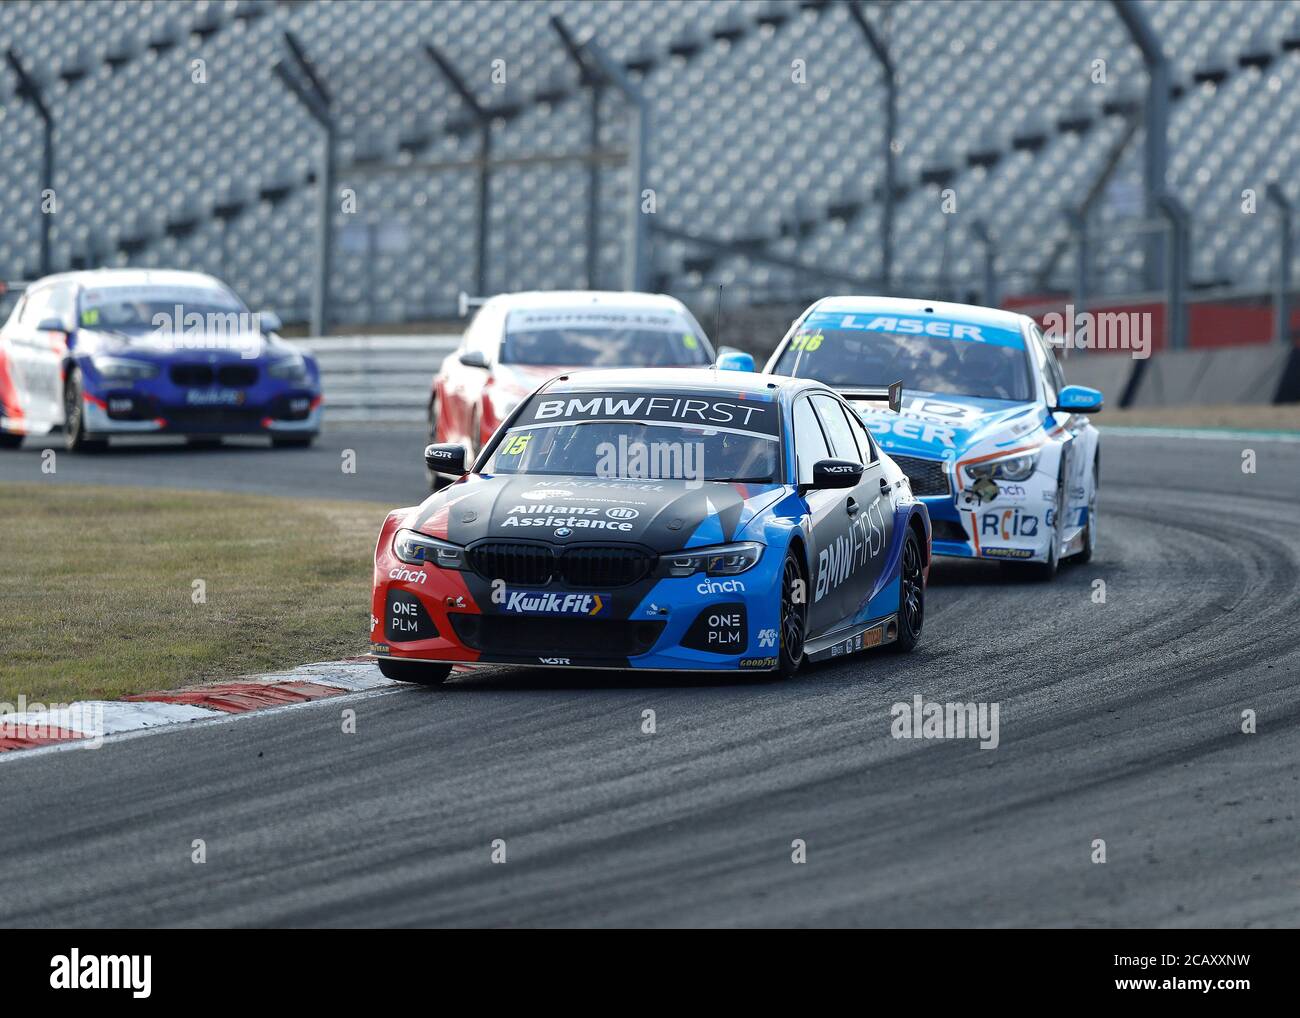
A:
[368, 367, 930, 683]
[0, 269, 321, 451]
[766, 296, 1103, 579]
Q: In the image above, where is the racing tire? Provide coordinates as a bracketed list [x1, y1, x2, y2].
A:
[1066, 459, 1098, 565]
[777, 550, 808, 679]
[63, 368, 107, 453]
[271, 435, 315, 449]
[1017, 465, 1065, 581]
[376, 658, 453, 686]
[0, 432, 22, 449]
[891, 528, 925, 652]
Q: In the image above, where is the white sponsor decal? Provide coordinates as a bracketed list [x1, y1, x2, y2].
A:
[696, 578, 745, 594]
[389, 566, 428, 584]
[815, 497, 886, 602]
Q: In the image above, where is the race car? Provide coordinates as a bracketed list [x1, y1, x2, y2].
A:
[371, 367, 930, 684]
[765, 296, 1102, 579]
[0, 269, 321, 451]
[427, 290, 754, 488]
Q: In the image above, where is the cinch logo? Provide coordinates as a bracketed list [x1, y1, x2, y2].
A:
[697, 578, 745, 594]
[50, 949, 151, 998]
[389, 566, 428, 584]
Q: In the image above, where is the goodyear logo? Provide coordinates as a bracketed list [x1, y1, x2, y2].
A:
[503, 591, 608, 616]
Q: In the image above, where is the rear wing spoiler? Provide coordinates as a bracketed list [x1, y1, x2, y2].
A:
[838, 381, 903, 414]
[457, 291, 492, 318]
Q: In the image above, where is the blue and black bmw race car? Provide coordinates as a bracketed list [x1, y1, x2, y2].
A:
[0, 269, 321, 451]
[766, 296, 1102, 579]
[369, 367, 930, 683]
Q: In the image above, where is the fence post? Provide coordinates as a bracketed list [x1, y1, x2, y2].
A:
[578, 36, 650, 292]
[426, 43, 492, 297]
[847, 2, 895, 294]
[971, 220, 998, 307]
[1267, 184, 1293, 345]
[1155, 193, 1190, 350]
[7, 49, 55, 276]
[273, 33, 335, 336]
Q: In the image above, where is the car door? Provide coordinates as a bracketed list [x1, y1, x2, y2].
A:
[1029, 322, 1088, 531]
[6, 285, 66, 427]
[810, 393, 893, 624]
[794, 393, 852, 637]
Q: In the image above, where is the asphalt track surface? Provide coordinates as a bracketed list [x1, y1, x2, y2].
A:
[1, 426, 1298, 927]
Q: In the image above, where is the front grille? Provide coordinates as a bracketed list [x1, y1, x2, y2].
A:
[162, 408, 264, 432]
[467, 542, 654, 588]
[561, 546, 654, 587]
[170, 364, 214, 386]
[450, 615, 666, 658]
[218, 364, 258, 387]
[931, 519, 968, 543]
[891, 454, 951, 496]
[468, 542, 554, 586]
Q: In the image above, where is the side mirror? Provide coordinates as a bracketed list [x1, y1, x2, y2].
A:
[257, 310, 282, 334]
[802, 458, 865, 492]
[459, 350, 488, 369]
[1054, 384, 1103, 414]
[424, 443, 467, 476]
[37, 317, 70, 336]
[715, 347, 756, 372]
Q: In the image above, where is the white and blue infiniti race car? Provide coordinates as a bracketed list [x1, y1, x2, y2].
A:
[766, 297, 1102, 579]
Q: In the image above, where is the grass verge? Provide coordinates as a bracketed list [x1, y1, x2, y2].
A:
[0, 484, 389, 704]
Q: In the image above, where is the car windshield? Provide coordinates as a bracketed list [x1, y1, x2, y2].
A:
[774, 311, 1033, 402]
[500, 308, 710, 367]
[79, 285, 247, 333]
[482, 389, 781, 483]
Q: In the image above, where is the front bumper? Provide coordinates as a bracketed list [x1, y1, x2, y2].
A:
[83, 392, 322, 436]
[917, 486, 1054, 564]
[370, 561, 786, 673]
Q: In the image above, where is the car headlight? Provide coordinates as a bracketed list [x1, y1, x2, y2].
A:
[658, 541, 764, 577]
[964, 451, 1039, 483]
[269, 355, 309, 382]
[393, 529, 467, 570]
[92, 356, 158, 381]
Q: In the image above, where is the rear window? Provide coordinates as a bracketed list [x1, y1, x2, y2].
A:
[501, 308, 710, 367]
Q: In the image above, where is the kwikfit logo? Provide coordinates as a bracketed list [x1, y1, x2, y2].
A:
[504, 591, 606, 616]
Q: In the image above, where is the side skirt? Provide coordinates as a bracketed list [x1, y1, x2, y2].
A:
[804, 614, 899, 663]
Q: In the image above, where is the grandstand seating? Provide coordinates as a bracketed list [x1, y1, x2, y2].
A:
[2, 0, 1298, 324]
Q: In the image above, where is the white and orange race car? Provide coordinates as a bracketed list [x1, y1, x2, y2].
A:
[767, 296, 1102, 579]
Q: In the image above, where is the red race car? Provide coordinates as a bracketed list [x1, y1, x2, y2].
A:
[428, 291, 741, 488]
